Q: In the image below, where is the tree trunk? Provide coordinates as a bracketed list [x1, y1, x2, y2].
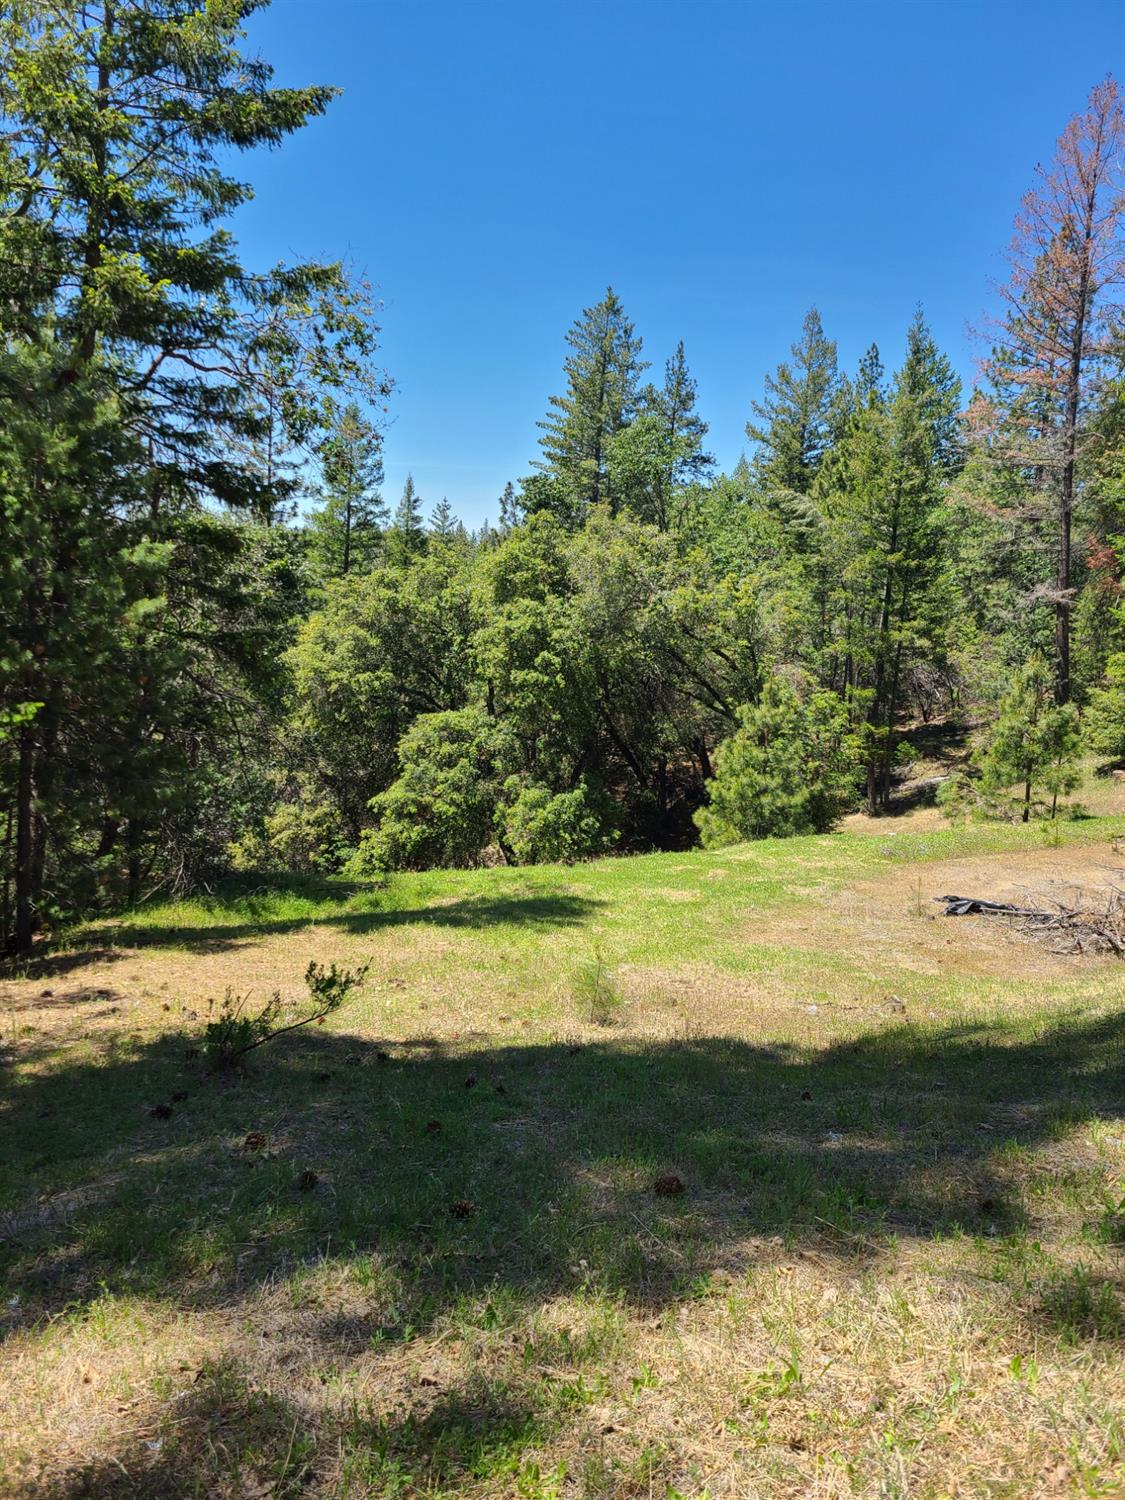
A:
[1023, 774, 1032, 823]
[12, 722, 35, 954]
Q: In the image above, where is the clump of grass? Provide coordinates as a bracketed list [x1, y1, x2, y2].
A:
[202, 959, 369, 1070]
[572, 946, 622, 1026]
[1039, 1265, 1124, 1340]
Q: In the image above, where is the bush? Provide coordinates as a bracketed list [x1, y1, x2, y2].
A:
[694, 676, 859, 846]
[350, 708, 514, 873]
[498, 778, 618, 864]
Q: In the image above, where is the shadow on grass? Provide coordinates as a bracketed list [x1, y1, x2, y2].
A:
[66, 890, 604, 958]
[51, 1358, 553, 1499]
[3, 1007, 1123, 1495]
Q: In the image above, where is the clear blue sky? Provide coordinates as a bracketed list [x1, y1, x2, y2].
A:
[235, 0, 1124, 528]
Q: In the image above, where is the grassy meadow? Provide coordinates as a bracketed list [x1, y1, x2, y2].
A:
[1, 811, 1124, 1498]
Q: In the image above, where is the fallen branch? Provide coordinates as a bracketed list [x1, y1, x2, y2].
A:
[934, 892, 1125, 956]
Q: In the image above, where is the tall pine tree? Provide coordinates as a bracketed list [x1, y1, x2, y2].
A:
[308, 402, 386, 577]
[534, 287, 647, 522]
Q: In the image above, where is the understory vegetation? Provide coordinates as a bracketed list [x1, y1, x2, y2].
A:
[3, 4, 1125, 954]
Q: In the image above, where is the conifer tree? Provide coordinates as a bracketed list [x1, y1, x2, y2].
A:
[498, 481, 522, 532]
[978, 77, 1125, 702]
[821, 315, 960, 810]
[0, 0, 385, 950]
[308, 402, 386, 577]
[386, 473, 426, 561]
[617, 342, 713, 529]
[747, 308, 839, 496]
[429, 496, 457, 539]
[977, 653, 1081, 820]
[534, 287, 647, 521]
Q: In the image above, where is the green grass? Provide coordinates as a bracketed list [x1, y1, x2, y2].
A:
[1, 815, 1124, 1497]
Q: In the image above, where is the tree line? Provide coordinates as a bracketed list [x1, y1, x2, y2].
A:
[2, 2, 1124, 953]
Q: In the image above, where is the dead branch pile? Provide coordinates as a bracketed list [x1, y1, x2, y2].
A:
[935, 891, 1125, 955]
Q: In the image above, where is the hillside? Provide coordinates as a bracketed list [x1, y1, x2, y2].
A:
[2, 818, 1123, 1497]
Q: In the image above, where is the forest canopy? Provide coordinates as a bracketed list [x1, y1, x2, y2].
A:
[2, 2, 1125, 953]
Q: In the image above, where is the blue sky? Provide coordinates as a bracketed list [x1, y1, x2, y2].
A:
[236, 0, 1125, 528]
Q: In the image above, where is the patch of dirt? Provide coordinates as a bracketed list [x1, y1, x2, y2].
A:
[749, 841, 1125, 979]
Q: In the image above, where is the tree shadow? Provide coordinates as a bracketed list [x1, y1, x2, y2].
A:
[73, 891, 604, 955]
[43, 1358, 549, 1499]
[4, 1010, 1122, 1319]
[3, 1007, 1123, 1495]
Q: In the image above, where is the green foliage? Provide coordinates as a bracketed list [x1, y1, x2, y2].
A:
[975, 653, 1082, 821]
[571, 946, 623, 1026]
[1084, 651, 1125, 762]
[201, 959, 369, 1071]
[229, 782, 350, 876]
[499, 780, 618, 865]
[533, 287, 647, 521]
[288, 547, 474, 836]
[352, 708, 514, 872]
[307, 402, 387, 578]
[694, 676, 860, 846]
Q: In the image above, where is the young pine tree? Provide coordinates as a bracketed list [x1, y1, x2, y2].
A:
[977, 653, 1082, 820]
[308, 402, 386, 577]
[694, 676, 859, 845]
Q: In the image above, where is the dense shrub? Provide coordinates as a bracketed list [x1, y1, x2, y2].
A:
[499, 778, 618, 864]
[694, 676, 859, 846]
[350, 708, 513, 872]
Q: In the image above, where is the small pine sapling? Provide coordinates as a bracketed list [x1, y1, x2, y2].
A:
[202, 959, 370, 1070]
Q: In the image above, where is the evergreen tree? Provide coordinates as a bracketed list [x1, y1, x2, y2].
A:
[534, 287, 647, 521]
[694, 676, 859, 845]
[976, 653, 1081, 820]
[615, 342, 713, 529]
[747, 308, 838, 496]
[308, 402, 386, 577]
[820, 315, 960, 810]
[387, 473, 426, 560]
[429, 496, 458, 539]
[978, 78, 1125, 702]
[0, 0, 383, 950]
[498, 481, 522, 532]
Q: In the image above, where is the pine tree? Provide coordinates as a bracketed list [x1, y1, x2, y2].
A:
[624, 342, 713, 529]
[979, 77, 1125, 702]
[535, 287, 647, 521]
[694, 676, 859, 844]
[429, 496, 457, 539]
[308, 403, 386, 577]
[821, 315, 961, 810]
[0, 0, 384, 951]
[747, 308, 838, 496]
[977, 653, 1081, 820]
[498, 481, 522, 532]
[386, 473, 425, 561]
